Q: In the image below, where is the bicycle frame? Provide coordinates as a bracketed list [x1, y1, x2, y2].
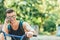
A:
[0, 31, 37, 40]
[1, 31, 27, 40]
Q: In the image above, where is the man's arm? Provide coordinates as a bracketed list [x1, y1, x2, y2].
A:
[2, 23, 8, 34]
[23, 22, 35, 38]
[0, 19, 9, 40]
[2, 19, 9, 34]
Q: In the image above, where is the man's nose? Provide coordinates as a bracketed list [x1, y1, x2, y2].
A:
[10, 18, 13, 20]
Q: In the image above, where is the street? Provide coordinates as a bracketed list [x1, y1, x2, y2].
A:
[6, 35, 60, 40]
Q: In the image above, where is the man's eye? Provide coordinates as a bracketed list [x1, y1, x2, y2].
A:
[13, 16, 16, 17]
[6, 16, 10, 18]
[6, 17, 9, 18]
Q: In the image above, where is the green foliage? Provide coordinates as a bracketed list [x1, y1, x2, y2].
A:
[43, 19, 56, 32]
[0, 0, 6, 23]
[0, 0, 60, 34]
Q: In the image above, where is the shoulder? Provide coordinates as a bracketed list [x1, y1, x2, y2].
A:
[19, 20, 30, 27]
[23, 22, 31, 28]
[7, 24, 11, 30]
[23, 22, 29, 26]
[23, 22, 28, 25]
[19, 20, 29, 26]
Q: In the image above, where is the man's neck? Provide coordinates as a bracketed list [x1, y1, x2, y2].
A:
[10, 20, 19, 30]
[10, 20, 18, 26]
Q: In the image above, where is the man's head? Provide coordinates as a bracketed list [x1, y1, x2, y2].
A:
[6, 9, 16, 23]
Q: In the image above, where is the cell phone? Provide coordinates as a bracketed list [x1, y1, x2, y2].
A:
[6, 17, 10, 23]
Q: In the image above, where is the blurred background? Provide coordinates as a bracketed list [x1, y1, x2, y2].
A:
[0, 0, 60, 36]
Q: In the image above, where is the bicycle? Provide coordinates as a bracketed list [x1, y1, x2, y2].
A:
[0, 31, 37, 40]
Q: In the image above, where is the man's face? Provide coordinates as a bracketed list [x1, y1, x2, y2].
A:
[6, 12, 16, 23]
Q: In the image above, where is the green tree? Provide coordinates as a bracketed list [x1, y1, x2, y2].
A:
[1, 0, 60, 34]
[0, 0, 6, 23]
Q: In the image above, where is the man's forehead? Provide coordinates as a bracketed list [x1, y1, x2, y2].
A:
[6, 12, 16, 16]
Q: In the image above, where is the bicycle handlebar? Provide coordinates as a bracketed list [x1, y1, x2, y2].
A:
[0, 31, 37, 40]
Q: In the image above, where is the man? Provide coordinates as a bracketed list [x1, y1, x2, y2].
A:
[1, 9, 35, 40]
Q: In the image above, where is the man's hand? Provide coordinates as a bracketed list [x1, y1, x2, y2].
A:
[25, 32, 34, 38]
[4, 18, 10, 24]
[0, 33, 4, 40]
